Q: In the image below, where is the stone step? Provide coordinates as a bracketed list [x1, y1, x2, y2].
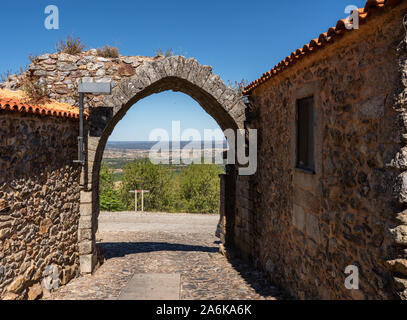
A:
[117, 273, 181, 300]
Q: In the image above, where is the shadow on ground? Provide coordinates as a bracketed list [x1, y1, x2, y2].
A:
[98, 241, 285, 299]
[99, 242, 219, 259]
[226, 257, 286, 299]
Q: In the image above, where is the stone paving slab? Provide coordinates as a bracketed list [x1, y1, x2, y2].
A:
[118, 273, 181, 300]
[45, 212, 284, 300]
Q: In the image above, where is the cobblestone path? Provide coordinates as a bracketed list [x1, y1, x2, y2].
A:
[45, 212, 283, 300]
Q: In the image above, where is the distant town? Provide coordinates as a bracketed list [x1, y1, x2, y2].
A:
[103, 140, 228, 163]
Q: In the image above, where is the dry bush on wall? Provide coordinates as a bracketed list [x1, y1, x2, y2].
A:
[56, 36, 85, 55]
[97, 46, 120, 58]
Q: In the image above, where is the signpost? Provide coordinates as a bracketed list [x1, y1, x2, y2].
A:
[129, 190, 150, 212]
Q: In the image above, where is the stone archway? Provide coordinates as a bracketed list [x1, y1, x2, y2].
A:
[78, 56, 246, 273]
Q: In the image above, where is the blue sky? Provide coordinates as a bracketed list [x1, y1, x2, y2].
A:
[0, 0, 366, 141]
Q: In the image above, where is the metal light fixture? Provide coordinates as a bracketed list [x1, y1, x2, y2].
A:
[74, 82, 111, 165]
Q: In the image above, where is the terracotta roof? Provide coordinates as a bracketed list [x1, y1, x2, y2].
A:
[0, 89, 87, 119]
[243, 0, 403, 95]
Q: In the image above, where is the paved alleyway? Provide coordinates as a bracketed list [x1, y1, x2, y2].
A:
[46, 212, 283, 300]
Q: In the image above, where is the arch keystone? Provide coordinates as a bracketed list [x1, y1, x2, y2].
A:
[181, 58, 197, 79]
[186, 59, 201, 84]
[166, 56, 180, 77]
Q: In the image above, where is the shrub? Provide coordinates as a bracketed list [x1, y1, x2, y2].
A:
[28, 54, 38, 63]
[0, 70, 12, 82]
[99, 160, 224, 214]
[100, 188, 124, 211]
[21, 78, 49, 104]
[121, 159, 175, 212]
[1, 64, 28, 83]
[97, 46, 120, 58]
[178, 164, 223, 214]
[154, 48, 174, 58]
[56, 36, 85, 55]
[100, 163, 124, 211]
[228, 79, 249, 95]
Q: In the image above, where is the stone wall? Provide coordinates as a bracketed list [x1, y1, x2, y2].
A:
[233, 175, 254, 260]
[246, 4, 407, 299]
[0, 50, 247, 275]
[0, 51, 163, 109]
[2, 6, 406, 300]
[0, 111, 80, 300]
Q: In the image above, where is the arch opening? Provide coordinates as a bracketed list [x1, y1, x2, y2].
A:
[79, 57, 245, 274]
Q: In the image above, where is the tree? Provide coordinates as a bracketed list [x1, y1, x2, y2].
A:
[99, 162, 123, 211]
[178, 164, 223, 214]
[100, 159, 224, 214]
[121, 159, 174, 212]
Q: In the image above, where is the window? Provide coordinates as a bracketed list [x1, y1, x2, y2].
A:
[296, 96, 315, 172]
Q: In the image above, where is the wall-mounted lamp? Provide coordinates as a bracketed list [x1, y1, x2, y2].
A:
[73, 82, 111, 165]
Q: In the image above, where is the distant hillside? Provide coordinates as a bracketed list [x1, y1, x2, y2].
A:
[106, 141, 228, 151]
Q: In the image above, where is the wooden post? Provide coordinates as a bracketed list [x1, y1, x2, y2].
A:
[135, 192, 137, 212]
[130, 191, 137, 212]
[130, 190, 149, 213]
[141, 190, 144, 212]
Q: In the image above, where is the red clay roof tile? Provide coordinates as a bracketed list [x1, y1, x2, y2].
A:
[243, 0, 402, 95]
[0, 90, 87, 120]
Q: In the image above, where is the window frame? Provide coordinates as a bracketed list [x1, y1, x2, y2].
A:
[296, 96, 315, 174]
